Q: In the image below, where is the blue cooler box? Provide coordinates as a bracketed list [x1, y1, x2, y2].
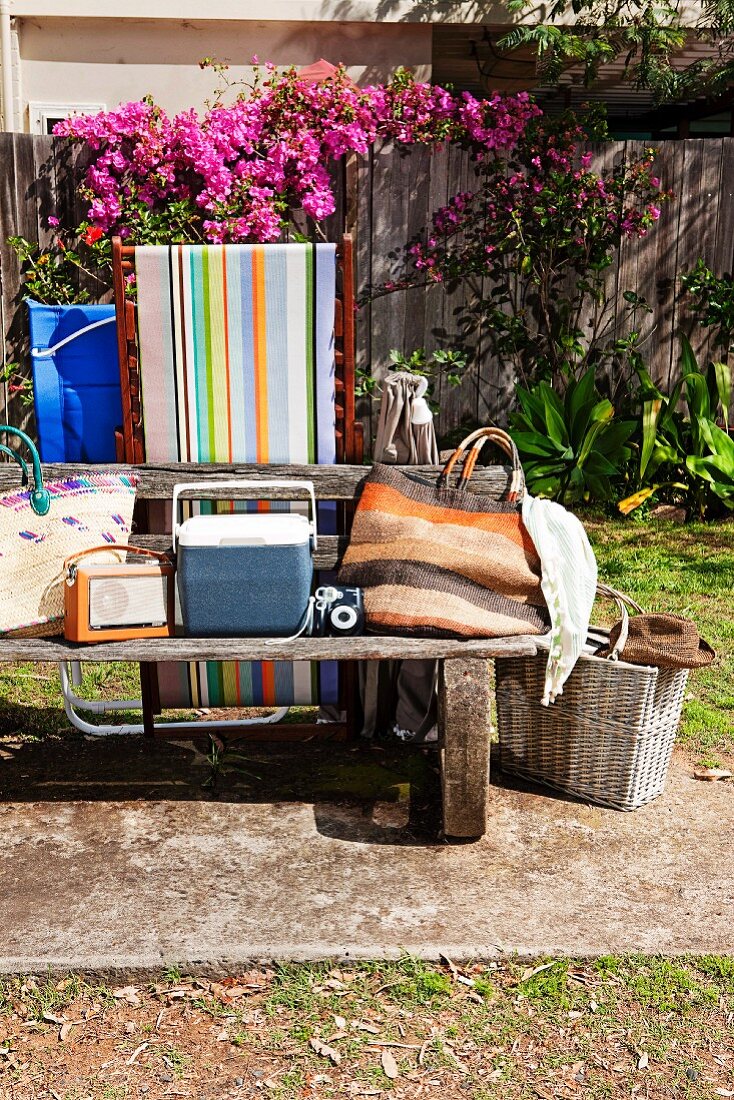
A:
[176, 512, 314, 637]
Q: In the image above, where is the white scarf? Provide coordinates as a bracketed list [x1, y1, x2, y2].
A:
[522, 495, 598, 705]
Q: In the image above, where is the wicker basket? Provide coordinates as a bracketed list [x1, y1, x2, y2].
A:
[495, 585, 689, 811]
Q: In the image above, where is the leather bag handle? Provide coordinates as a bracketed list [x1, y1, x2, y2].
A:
[439, 426, 523, 500]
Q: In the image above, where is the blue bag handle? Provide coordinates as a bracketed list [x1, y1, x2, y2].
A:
[0, 426, 50, 516]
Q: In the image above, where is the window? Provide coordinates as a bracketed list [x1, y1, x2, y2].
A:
[29, 102, 106, 135]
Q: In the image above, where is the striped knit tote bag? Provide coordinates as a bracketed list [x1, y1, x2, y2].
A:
[339, 427, 549, 639]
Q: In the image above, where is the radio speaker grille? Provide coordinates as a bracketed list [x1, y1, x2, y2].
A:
[88, 575, 169, 629]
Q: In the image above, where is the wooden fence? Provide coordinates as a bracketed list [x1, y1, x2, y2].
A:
[356, 137, 734, 441]
[2, 133, 734, 443]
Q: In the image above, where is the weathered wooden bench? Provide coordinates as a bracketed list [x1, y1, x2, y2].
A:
[0, 462, 538, 839]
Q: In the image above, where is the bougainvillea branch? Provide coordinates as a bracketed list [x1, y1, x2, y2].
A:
[54, 65, 540, 245]
[370, 115, 669, 388]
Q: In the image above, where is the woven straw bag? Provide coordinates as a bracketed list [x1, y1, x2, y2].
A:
[495, 583, 689, 811]
[339, 426, 549, 638]
[0, 426, 137, 637]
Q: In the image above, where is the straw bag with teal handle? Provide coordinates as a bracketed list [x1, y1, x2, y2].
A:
[0, 426, 138, 637]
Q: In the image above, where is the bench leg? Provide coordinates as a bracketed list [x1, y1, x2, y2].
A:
[438, 658, 491, 839]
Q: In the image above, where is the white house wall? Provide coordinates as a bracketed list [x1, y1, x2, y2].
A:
[16, 15, 432, 124]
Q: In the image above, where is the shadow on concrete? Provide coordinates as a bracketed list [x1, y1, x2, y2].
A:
[0, 732, 447, 847]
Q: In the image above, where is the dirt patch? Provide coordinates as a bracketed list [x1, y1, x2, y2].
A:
[1, 959, 733, 1099]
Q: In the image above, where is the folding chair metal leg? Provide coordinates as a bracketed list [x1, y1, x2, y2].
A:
[59, 661, 145, 737]
[58, 662, 290, 737]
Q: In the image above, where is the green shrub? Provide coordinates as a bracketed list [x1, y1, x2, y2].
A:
[509, 368, 635, 503]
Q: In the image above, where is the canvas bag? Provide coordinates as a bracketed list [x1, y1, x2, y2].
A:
[0, 426, 137, 637]
[360, 371, 440, 738]
[340, 426, 549, 638]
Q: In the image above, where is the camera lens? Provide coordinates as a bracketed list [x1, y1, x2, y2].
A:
[330, 605, 358, 631]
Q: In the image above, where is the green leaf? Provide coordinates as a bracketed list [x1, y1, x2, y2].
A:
[679, 333, 698, 377]
[566, 368, 598, 449]
[514, 385, 548, 431]
[582, 452, 621, 477]
[524, 475, 562, 498]
[509, 430, 564, 457]
[650, 441, 681, 468]
[686, 455, 718, 485]
[576, 419, 607, 467]
[633, 362, 663, 400]
[538, 382, 568, 446]
[640, 398, 663, 479]
[523, 460, 567, 478]
[684, 371, 711, 424]
[583, 473, 614, 501]
[589, 399, 614, 424]
[710, 360, 732, 418]
[706, 426, 734, 475]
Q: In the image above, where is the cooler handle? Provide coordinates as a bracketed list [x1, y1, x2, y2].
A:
[171, 479, 318, 552]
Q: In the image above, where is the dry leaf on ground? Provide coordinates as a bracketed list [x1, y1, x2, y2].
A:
[381, 1049, 399, 1079]
[519, 962, 556, 983]
[126, 1040, 148, 1065]
[113, 986, 141, 1007]
[310, 1037, 341, 1065]
[42, 1011, 65, 1025]
[694, 767, 733, 781]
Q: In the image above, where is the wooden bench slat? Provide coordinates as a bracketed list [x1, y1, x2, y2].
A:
[0, 463, 518, 502]
[0, 634, 538, 664]
[129, 533, 347, 571]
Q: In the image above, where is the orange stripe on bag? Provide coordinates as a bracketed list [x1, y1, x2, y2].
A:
[357, 482, 537, 555]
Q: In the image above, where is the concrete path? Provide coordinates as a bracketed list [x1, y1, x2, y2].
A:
[0, 736, 732, 973]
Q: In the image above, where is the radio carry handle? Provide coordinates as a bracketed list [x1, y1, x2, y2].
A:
[64, 544, 173, 584]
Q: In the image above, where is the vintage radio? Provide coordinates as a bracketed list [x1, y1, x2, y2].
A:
[64, 545, 175, 643]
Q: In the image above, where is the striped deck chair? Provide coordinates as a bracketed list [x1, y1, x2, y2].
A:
[80, 236, 359, 737]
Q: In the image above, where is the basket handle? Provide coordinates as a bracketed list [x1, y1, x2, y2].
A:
[595, 582, 645, 661]
[438, 427, 523, 500]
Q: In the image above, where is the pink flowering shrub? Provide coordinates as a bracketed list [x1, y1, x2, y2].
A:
[373, 115, 669, 387]
[54, 66, 540, 245]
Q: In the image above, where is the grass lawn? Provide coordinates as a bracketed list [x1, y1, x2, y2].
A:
[1, 957, 733, 1099]
[585, 516, 734, 765]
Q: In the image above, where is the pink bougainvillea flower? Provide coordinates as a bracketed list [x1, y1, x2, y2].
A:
[54, 64, 543, 246]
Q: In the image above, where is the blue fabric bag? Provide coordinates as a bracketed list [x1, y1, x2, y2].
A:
[27, 299, 121, 462]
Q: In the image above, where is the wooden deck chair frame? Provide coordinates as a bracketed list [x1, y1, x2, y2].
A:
[100, 234, 362, 739]
[112, 235, 361, 470]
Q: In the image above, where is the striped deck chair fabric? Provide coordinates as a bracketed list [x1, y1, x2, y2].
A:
[135, 243, 338, 708]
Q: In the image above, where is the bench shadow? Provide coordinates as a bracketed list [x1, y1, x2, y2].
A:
[0, 722, 445, 847]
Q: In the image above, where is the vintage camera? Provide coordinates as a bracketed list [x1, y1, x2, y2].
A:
[312, 584, 364, 637]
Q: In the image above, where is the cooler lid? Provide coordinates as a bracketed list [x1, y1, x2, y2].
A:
[177, 513, 313, 548]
